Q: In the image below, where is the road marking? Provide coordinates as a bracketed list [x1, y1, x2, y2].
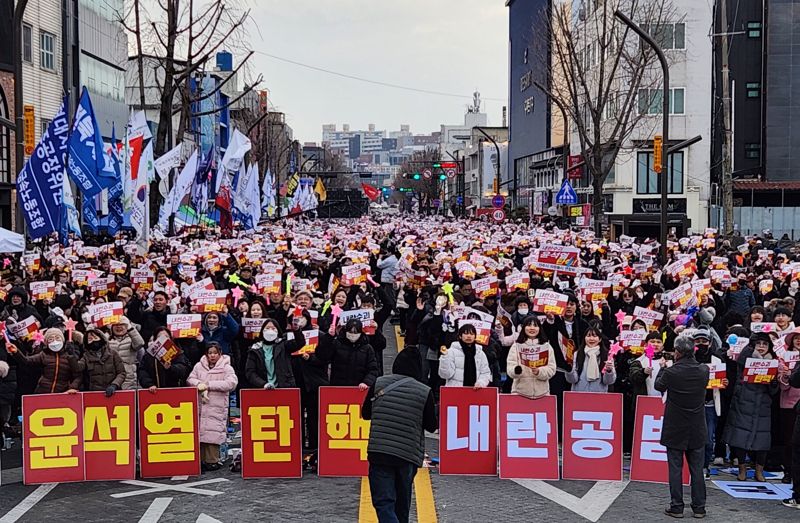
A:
[138, 497, 172, 523]
[511, 479, 628, 522]
[358, 477, 378, 523]
[111, 478, 229, 498]
[0, 483, 58, 523]
[395, 325, 404, 352]
[414, 468, 438, 522]
[196, 514, 223, 523]
[171, 476, 189, 481]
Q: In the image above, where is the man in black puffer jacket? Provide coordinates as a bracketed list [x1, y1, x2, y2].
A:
[2, 286, 42, 323]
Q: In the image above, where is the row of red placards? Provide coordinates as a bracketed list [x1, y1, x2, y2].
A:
[22, 387, 682, 485]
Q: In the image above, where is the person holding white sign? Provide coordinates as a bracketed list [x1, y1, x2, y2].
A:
[438, 324, 491, 389]
[722, 333, 781, 481]
[507, 316, 556, 399]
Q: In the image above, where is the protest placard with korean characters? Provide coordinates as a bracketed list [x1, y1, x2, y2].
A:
[579, 278, 611, 305]
[9, 315, 39, 341]
[242, 318, 267, 340]
[88, 302, 124, 328]
[137, 388, 200, 478]
[146, 332, 183, 365]
[505, 271, 530, 291]
[517, 344, 550, 370]
[750, 322, 778, 334]
[339, 309, 376, 335]
[22, 393, 85, 484]
[459, 319, 492, 346]
[630, 396, 689, 485]
[90, 276, 115, 298]
[439, 387, 498, 475]
[167, 314, 202, 339]
[72, 269, 95, 287]
[777, 348, 800, 370]
[240, 389, 303, 478]
[562, 392, 623, 481]
[108, 259, 127, 275]
[707, 361, 727, 389]
[29, 281, 55, 301]
[633, 306, 664, 331]
[728, 337, 750, 360]
[256, 270, 282, 295]
[318, 387, 370, 477]
[532, 289, 569, 316]
[289, 329, 319, 355]
[131, 267, 154, 292]
[472, 275, 499, 299]
[498, 394, 559, 479]
[82, 390, 137, 481]
[619, 330, 647, 356]
[743, 358, 779, 384]
[22, 253, 41, 273]
[193, 289, 228, 313]
[341, 263, 369, 287]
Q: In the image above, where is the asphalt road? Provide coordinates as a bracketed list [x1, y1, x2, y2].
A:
[0, 323, 796, 522]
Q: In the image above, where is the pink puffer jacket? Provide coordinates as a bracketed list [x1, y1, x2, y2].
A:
[187, 355, 238, 445]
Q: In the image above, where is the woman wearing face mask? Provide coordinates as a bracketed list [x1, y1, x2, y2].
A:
[107, 317, 145, 390]
[629, 331, 669, 399]
[722, 332, 781, 481]
[439, 324, 492, 388]
[80, 329, 126, 397]
[566, 327, 616, 393]
[245, 319, 297, 389]
[5, 328, 83, 394]
[777, 330, 800, 484]
[288, 308, 328, 451]
[507, 316, 556, 398]
[187, 343, 238, 471]
[318, 319, 378, 391]
[200, 307, 240, 357]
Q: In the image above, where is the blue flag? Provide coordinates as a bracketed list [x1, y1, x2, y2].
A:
[82, 194, 99, 233]
[17, 95, 70, 239]
[107, 125, 124, 235]
[66, 87, 116, 197]
[191, 146, 214, 213]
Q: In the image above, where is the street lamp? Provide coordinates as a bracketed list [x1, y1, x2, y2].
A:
[614, 10, 670, 262]
[474, 126, 502, 204]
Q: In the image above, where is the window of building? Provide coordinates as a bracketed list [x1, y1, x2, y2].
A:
[642, 23, 686, 50]
[638, 88, 685, 115]
[40, 118, 52, 138]
[747, 22, 762, 38]
[0, 90, 9, 184]
[745, 143, 761, 159]
[746, 82, 761, 98]
[637, 150, 683, 195]
[22, 24, 32, 63]
[40, 31, 55, 71]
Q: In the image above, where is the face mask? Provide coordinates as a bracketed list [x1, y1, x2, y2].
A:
[82, 313, 92, 324]
[49, 341, 63, 352]
[263, 330, 278, 342]
[88, 340, 104, 352]
[346, 332, 361, 343]
[517, 307, 529, 316]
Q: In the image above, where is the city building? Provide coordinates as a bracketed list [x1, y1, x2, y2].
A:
[0, 0, 15, 230]
[77, 0, 128, 138]
[322, 123, 386, 158]
[713, 0, 800, 238]
[507, 0, 552, 211]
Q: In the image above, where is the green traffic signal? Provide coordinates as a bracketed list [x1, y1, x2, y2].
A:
[439, 174, 447, 180]
[413, 173, 421, 180]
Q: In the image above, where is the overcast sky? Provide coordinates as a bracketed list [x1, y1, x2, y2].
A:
[248, 0, 509, 143]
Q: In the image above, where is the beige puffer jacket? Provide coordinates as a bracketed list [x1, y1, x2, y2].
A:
[107, 327, 145, 389]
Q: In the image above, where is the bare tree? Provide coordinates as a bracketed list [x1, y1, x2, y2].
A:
[394, 150, 444, 213]
[540, 0, 677, 234]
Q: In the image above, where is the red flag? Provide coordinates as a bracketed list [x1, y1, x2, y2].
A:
[361, 183, 380, 201]
[215, 184, 233, 237]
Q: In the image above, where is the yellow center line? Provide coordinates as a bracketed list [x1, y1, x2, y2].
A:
[414, 468, 438, 522]
[359, 477, 378, 523]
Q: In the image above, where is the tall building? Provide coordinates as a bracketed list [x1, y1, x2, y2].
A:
[321, 124, 386, 158]
[77, 0, 128, 138]
[507, 0, 552, 209]
[714, 0, 800, 238]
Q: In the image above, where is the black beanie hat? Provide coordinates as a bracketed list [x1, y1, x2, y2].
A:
[392, 346, 423, 383]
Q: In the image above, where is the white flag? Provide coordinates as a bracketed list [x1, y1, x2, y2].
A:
[158, 150, 198, 231]
[154, 143, 183, 181]
[217, 129, 251, 192]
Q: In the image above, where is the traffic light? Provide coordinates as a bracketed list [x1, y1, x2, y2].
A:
[433, 162, 441, 168]
[413, 173, 421, 180]
[439, 174, 447, 180]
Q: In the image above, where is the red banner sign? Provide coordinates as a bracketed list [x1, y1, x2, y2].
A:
[83, 390, 137, 481]
[562, 391, 623, 481]
[498, 394, 559, 479]
[318, 387, 370, 477]
[630, 396, 689, 485]
[439, 387, 498, 475]
[240, 389, 302, 478]
[137, 388, 200, 478]
[23, 393, 85, 484]
[168, 314, 202, 339]
[193, 290, 228, 313]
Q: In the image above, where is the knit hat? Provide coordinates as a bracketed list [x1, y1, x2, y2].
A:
[43, 328, 65, 344]
[692, 326, 711, 342]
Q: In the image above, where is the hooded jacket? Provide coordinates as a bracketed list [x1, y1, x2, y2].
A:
[200, 313, 240, 356]
[318, 332, 379, 387]
[81, 334, 126, 392]
[187, 354, 238, 445]
[3, 286, 42, 323]
[107, 327, 145, 390]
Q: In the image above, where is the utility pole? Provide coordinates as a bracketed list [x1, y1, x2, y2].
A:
[719, 0, 734, 235]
